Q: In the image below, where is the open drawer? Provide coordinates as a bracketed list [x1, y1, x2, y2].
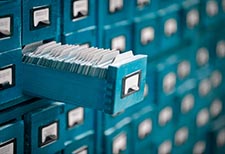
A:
[22, 42, 147, 114]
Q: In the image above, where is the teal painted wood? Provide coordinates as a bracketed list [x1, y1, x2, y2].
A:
[24, 102, 65, 154]
[63, 131, 95, 154]
[0, 0, 21, 52]
[23, 55, 147, 114]
[0, 120, 24, 154]
[61, 0, 96, 34]
[62, 27, 97, 47]
[0, 49, 23, 107]
[22, 0, 61, 45]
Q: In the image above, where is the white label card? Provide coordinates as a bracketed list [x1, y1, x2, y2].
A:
[158, 141, 172, 154]
[210, 99, 222, 117]
[111, 35, 126, 52]
[68, 107, 84, 128]
[164, 18, 177, 37]
[187, 9, 199, 28]
[206, 1, 218, 17]
[217, 129, 225, 147]
[196, 48, 209, 66]
[159, 107, 173, 126]
[141, 27, 154, 45]
[196, 109, 209, 127]
[181, 94, 194, 114]
[138, 119, 152, 139]
[73, 0, 88, 18]
[216, 40, 225, 58]
[123, 71, 140, 97]
[163, 72, 176, 94]
[177, 61, 191, 79]
[0, 17, 11, 36]
[175, 127, 188, 145]
[109, 0, 124, 13]
[0, 139, 15, 154]
[41, 122, 58, 145]
[193, 141, 206, 154]
[113, 133, 127, 154]
[33, 8, 50, 27]
[0, 67, 12, 85]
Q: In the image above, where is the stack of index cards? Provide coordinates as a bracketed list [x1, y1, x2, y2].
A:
[22, 41, 147, 114]
[23, 41, 123, 78]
